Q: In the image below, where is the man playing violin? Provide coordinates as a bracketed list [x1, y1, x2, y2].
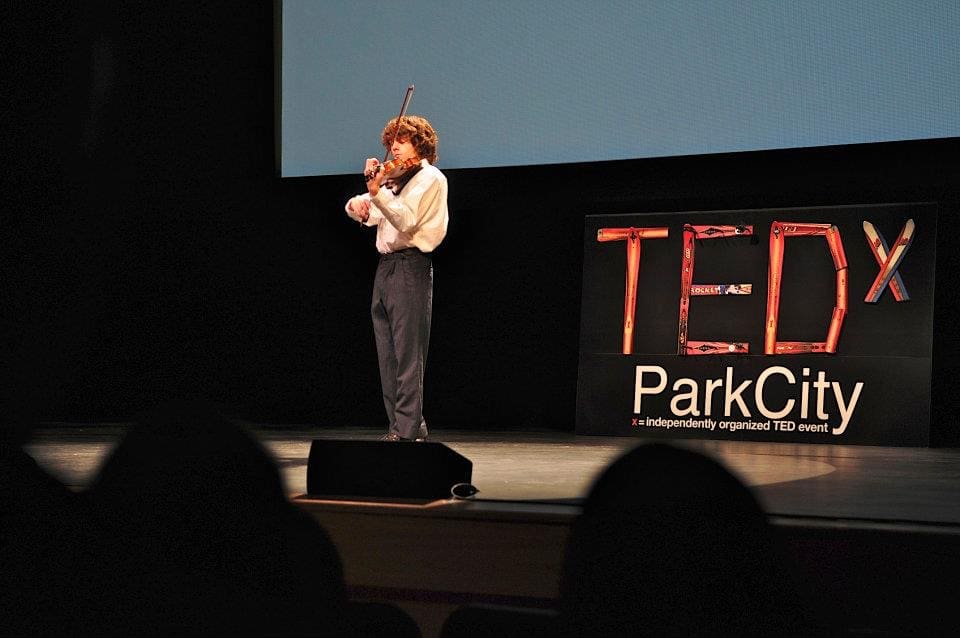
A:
[345, 115, 449, 442]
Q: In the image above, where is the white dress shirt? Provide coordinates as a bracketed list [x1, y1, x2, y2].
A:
[345, 159, 449, 254]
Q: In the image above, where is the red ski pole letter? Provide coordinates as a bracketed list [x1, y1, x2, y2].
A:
[765, 222, 848, 354]
[597, 227, 669, 354]
[678, 225, 753, 355]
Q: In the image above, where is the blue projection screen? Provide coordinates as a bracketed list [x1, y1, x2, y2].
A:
[278, 0, 959, 177]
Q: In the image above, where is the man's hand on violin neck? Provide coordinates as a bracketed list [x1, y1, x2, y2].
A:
[364, 157, 382, 196]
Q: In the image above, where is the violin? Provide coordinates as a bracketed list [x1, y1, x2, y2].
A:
[366, 156, 418, 181]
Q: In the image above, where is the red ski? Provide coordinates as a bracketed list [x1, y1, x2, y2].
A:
[863, 219, 913, 303]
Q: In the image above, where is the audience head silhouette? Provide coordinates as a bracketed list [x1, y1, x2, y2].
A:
[86, 399, 347, 635]
[559, 442, 809, 637]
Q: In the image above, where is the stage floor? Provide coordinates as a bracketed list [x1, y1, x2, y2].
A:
[24, 426, 960, 527]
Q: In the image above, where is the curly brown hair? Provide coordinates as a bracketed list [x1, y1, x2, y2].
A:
[381, 115, 438, 164]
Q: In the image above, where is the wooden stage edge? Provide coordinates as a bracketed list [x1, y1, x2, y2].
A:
[25, 426, 960, 636]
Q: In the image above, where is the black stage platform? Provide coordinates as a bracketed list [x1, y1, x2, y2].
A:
[24, 426, 960, 637]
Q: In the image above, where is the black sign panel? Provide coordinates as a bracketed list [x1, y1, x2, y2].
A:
[576, 203, 936, 446]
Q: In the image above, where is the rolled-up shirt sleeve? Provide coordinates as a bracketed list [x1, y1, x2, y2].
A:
[345, 194, 381, 226]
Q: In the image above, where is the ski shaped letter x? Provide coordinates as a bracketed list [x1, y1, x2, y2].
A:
[862, 219, 914, 303]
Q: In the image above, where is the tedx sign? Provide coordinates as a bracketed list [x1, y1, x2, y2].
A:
[576, 203, 936, 446]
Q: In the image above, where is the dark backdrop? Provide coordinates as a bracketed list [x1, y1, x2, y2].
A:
[4, 5, 957, 444]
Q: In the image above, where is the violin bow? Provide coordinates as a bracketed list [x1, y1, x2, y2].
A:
[382, 84, 415, 164]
